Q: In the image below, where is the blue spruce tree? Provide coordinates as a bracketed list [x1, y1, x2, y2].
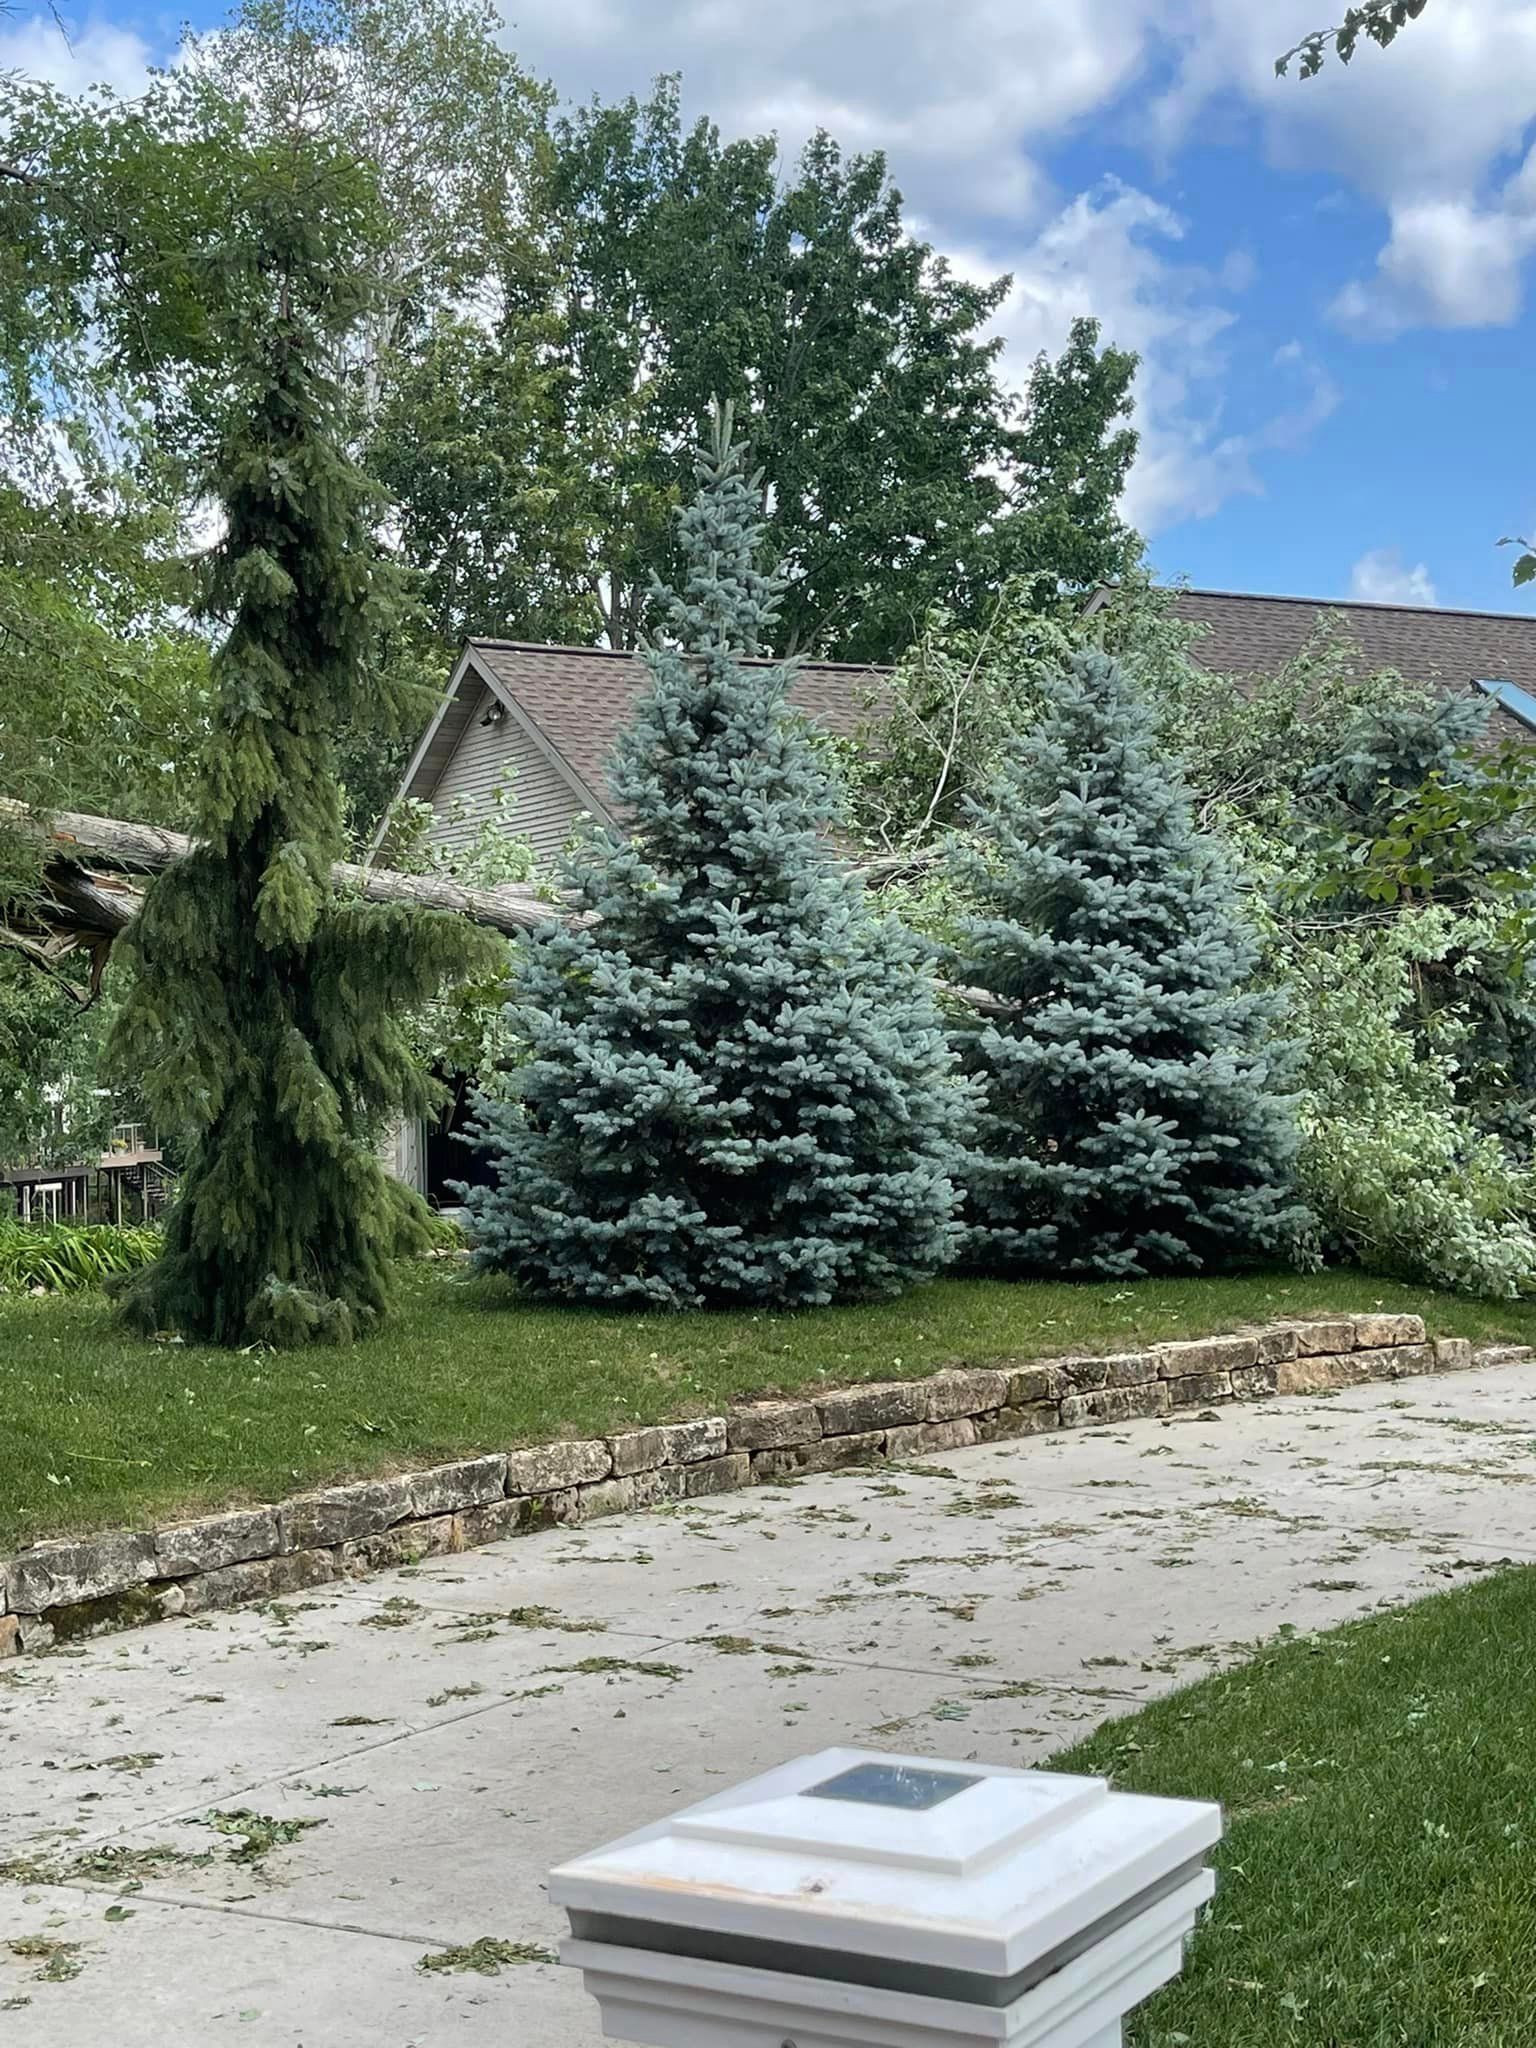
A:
[464, 409, 964, 1306]
[949, 648, 1306, 1277]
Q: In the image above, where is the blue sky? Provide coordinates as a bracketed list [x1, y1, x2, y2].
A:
[11, 0, 1536, 614]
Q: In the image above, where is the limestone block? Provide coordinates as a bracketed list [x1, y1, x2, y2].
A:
[1154, 1336, 1257, 1378]
[8, 1531, 157, 1614]
[1254, 1327, 1299, 1365]
[886, 1418, 979, 1459]
[1352, 1313, 1426, 1349]
[405, 1455, 506, 1518]
[1276, 1353, 1349, 1395]
[1166, 1370, 1234, 1409]
[817, 1382, 926, 1435]
[278, 1476, 413, 1551]
[179, 1546, 337, 1616]
[155, 1508, 281, 1580]
[922, 1369, 1012, 1421]
[727, 1402, 822, 1451]
[1285, 1319, 1357, 1356]
[1432, 1336, 1474, 1373]
[1007, 1364, 1065, 1406]
[459, 1494, 575, 1546]
[1231, 1363, 1280, 1400]
[1060, 1383, 1170, 1428]
[976, 1402, 1062, 1442]
[505, 1440, 611, 1494]
[340, 1514, 464, 1575]
[575, 1476, 640, 1522]
[609, 1418, 726, 1477]
[752, 1431, 886, 1482]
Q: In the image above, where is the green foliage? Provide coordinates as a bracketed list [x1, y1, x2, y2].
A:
[380, 791, 539, 1083]
[1290, 690, 1536, 1155]
[371, 311, 596, 646]
[1277, 0, 1430, 77]
[386, 77, 1140, 658]
[0, 1222, 162, 1295]
[949, 649, 1308, 1278]
[0, 71, 233, 906]
[182, 0, 552, 420]
[845, 594, 1075, 860]
[0, 955, 122, 1167]
[1150, 615, 1432, 833]
[109, 142, 501, 1347]
[464, 407, 966, 1306]
[1290, 911, 1536, 1297]
[847, 574, 1216, 880]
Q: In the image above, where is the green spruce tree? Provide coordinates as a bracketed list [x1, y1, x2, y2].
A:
[949, 649, 1306, 1277]
[463, 408, 965, 1306]
[110, 149, 500, 1347]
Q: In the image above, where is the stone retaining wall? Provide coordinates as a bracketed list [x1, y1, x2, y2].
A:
[2, 1313, 1524, 1657]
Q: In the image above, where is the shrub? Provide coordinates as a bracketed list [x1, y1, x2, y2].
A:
[0, 1222, 163, 1295]
[1293, 912, 1536, 1298]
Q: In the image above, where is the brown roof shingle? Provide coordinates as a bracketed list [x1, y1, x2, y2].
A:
[469, 640, 889, 814]
[1165, 587, 1536, 740]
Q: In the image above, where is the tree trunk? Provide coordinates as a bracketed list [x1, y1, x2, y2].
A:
[1, 800, 561, 942]
[2, 798, 1014, 1013]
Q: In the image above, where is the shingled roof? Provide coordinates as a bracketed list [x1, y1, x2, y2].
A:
[396, 639, 890, 828]
[474, 640, 885, 810]
[1152, 587, 1536, 741]
[394, 592, 1536, 840]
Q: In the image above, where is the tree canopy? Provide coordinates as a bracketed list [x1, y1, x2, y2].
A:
[378, 78, 1141, 660]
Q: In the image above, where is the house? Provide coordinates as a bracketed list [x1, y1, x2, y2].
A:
[386, 591, 1536, 1201]
[386, 639, 887, 868]
[389, 595, 1536, 870]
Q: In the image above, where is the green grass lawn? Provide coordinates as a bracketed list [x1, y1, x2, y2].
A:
[4, 1260, 1536, 1550]
[1055, 1568, 1536, 2047]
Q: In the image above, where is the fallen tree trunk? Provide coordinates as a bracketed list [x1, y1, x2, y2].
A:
[2, 799, 1013, 1015]
[1, 800, 562, 942]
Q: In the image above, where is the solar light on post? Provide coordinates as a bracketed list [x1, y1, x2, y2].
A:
[550, 1746, 1222, 2048]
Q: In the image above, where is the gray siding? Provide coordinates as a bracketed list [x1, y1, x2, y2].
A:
[424, 686, 584, 863]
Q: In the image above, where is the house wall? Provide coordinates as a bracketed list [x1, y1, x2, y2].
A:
[425, 685, 585, 863]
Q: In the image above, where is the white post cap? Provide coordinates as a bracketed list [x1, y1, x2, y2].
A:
[551, 1746, 1221, 1993]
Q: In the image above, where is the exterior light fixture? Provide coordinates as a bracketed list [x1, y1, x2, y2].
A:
[479, 699, 508, 727]
[550, 1745, 1222, 2048]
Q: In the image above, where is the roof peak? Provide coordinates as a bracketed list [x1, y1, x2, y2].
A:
[466, 636, 885, 674]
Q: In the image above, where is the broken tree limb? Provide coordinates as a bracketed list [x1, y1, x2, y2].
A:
[2, 798, 1015, 1015]
[1, 799, 563, 942]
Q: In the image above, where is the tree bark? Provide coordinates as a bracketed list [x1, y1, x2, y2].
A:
[1, 800, 562, 942]
[2, 798, 1014, 1014]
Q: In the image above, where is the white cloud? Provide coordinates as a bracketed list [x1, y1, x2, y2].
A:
[945, 182, 1337, 534]
[0, 13, 156, 96]
[1150, 0, 1536, 335]
[505, 0, 1162, 224]
[1348, 548, 1439, 606]
[1331, 198, 1536, 335]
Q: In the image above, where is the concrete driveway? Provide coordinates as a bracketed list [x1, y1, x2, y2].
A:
[3, 1360, 1533, 2046]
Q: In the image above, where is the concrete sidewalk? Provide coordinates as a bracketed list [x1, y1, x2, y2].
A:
[3, 1361, 1533, 2046]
